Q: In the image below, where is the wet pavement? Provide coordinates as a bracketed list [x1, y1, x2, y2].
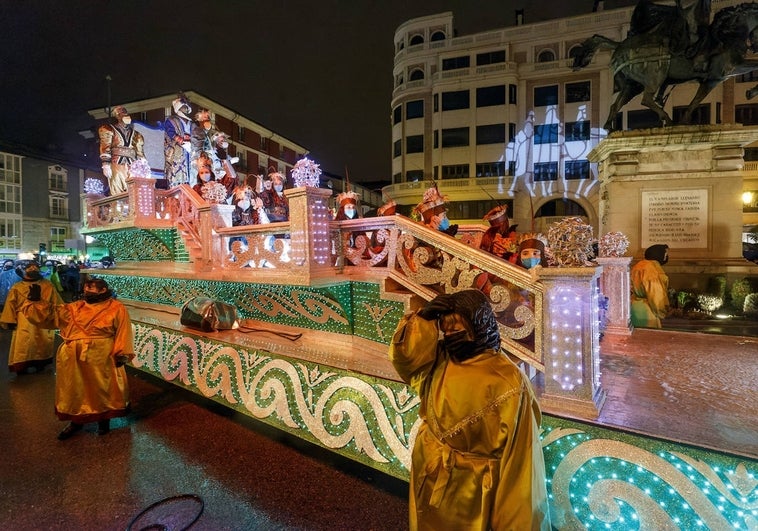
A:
[0, 329, 408, 531]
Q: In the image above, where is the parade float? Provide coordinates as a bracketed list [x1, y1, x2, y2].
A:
[79, 147, 756, 528]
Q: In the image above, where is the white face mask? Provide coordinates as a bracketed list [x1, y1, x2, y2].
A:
[274, 184, 283, 193]
[238, 199, 250, 210]
[121, 116, 132, 125]
[199, 171, 212, 182]
[221, 141, 229, 149]
[264, 181, 272, 190]
[343, 207, 356, 219]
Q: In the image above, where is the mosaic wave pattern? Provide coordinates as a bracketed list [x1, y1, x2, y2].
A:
[132, 321, 757, 529]
[104, 276, 404, 343]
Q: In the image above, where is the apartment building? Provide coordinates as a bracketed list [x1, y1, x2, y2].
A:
[386, 1, 758, 239]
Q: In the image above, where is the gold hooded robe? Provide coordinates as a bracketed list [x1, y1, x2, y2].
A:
[390, 312, 551, 531]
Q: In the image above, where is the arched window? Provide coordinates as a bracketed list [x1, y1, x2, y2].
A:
[534, 198, 587, 218]
[409, 34, 424, 46]
[537, 49, 555, 63]
[430, 31, 446, 42]
[409, 69, 424, 81]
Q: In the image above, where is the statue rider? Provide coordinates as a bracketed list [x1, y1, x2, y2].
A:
[629, 0, 711, 58]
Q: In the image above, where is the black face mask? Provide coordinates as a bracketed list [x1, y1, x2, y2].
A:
[24, 272, 42, 281]
[443, 330, 477, 361]
[83, 291, 111, 304]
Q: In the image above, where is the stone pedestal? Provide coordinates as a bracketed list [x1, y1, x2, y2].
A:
[590, 125, 758, 262]
[596, 256, 632, 336]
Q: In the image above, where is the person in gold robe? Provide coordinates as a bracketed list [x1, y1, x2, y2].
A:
[631, 243, 670, 328]
[389, 289, 551, 531]
[0, 262, 62, 374]
[23, 277, 133, 440]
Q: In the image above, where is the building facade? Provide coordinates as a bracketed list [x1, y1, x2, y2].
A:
[386, 1, 758, 243]
[0, 148, 83, 261]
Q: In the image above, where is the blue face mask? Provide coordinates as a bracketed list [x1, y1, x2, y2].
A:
[437, 217, 450, 231]
[522, 257, 541, 269]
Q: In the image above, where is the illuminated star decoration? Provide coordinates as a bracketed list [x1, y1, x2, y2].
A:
[598, 231, 630, 257]
[291, 157, 322, 188]
[84, 178, 105, 195]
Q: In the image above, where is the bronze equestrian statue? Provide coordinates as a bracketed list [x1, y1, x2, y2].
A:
[573, 1, 758, 131]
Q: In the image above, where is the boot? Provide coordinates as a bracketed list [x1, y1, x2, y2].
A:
[97, 419, 110, 435]
[58, 422, 82, 440]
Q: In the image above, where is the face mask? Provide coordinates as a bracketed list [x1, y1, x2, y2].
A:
[274, 184, 283, 193]
[437, 216, 450, 231]
[84, 291, 111, 304]
[121, 116, 132, 125]
[443, 330, 477, 360]
[238, 199, 251, 210]
[25, 271, 42, 281]
[221, 141, 229, 149]
[264, 181, 272, 190]
[522, 257, 541, 269]
[203, 121, 212, 130]
[343, 207, 356, 219]
[199, 171, 212, 182]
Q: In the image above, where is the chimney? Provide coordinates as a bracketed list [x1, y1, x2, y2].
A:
[515, 9, 524, 25]
[592, 0, 604, 12]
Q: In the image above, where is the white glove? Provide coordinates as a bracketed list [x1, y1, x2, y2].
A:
[102, 164, 112, 178]
[181, 141, 192, 153]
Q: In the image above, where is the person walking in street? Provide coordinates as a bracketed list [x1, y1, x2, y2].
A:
[0, 262, 62, 374]
[23, 277, 133, 439]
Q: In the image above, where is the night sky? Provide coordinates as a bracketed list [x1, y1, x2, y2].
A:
[0, 0, 637, 183]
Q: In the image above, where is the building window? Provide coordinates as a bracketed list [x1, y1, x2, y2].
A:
[565, 81, 591, 103]
[441, 90, 470, 111]
[393, 172, 402, 184]
[565, 120, 591, 141]
[442, 55, 470, 71]
[508, 161, 516, 176]
[534, 162, 558, 181]
[409, 68, 424, 81]
[396, 73, 404, 87]
[50, 226, 67, 248]
[508, 123, 516, 142]
[673, 104, 710, 125]
[441, 164, 469, 179]
[737, 71, 758, 83]
[565, 160, 590, 180]
[430, 31, 445, 41]
[627, 109, 661, 129]
[567, 45, 583, 61]
[406, 135, 424, 153]
[441, 127, 469, 147]
[48, 165, 68, 191]
[476, 162, 506, 177]
[0, 218, 21, 251]
[476, 85, 506, 107]
[393, 139, 402, 158]
[534, 85, 558, 107]
[534, 124, 558, 144]
[476, 50, 506, 65]
[476, 124, 506, 145]
[50, 194, 68, 219]
[0, 153, 21, 184]
[406, 170, 423, 182]
[433, 130, 439, 148]
[393, 106, 402, 125]
[509, 84, 518, 104]
[736, 104, 758, 125]
[406, 100, 424, 119]
[260, 137, 268, 151]
[433, 93, 439, 112]
[537, 49, 555, 62]
[0, 183, 21, 214]
[237, 126, 245, 143]
[409, 34, 424, 46]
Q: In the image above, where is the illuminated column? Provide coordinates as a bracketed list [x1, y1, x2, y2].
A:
[596, 256, 633, 336]
[537, 266, 606, 419]
[285, 186, 333, 278]
[129, 177, 156, 227]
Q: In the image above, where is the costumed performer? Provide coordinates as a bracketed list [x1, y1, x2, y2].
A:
[389, 289, 551, 530]
[23, 277, 133, 440]
[98, 105, 146, 195]
[415, 185, 457, 236]
[164, 95, 194, 187]
[0, 262, 63, 374]
[630, 243, 670, 328]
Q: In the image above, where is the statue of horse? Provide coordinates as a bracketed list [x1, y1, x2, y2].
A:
[573, 2, 758, 131]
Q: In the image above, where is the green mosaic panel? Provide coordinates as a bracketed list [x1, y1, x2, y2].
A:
[351, 282, 406, 344]
[133, 322, 418, 479]
[92, 228, 177, 261]
[541, 416, 758, 530]
[105, 275, 404, 340]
